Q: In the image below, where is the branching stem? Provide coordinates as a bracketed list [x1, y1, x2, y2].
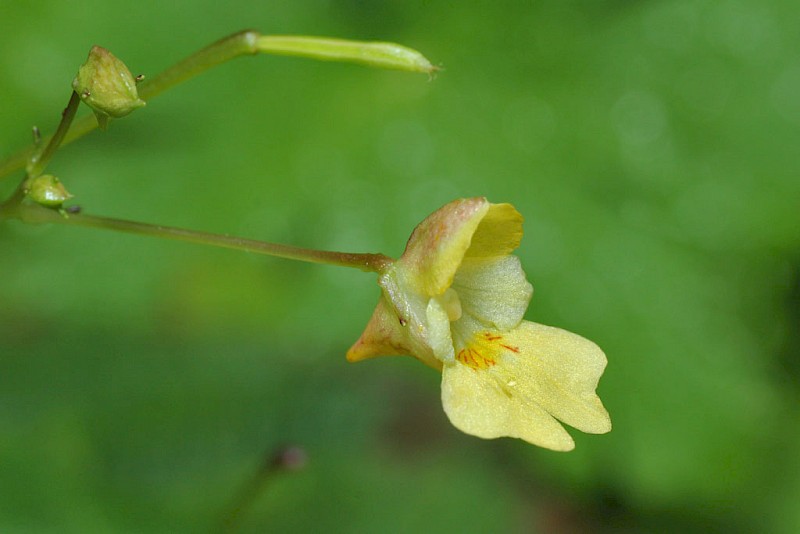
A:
[0, 30, 432, 181]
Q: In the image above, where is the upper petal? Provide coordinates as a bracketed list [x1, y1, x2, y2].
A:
[397, 199, 525, 298]
[398, 198, 490, 297]
[464, 202, 524, 259]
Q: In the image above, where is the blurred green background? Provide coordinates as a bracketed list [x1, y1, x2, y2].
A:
[1, 1, 798, 532]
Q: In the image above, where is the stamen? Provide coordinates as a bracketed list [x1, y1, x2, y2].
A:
[456, 331, 518, 371]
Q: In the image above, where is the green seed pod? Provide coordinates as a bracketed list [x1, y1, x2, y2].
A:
[72, 46, 146, 130]
[27, 174, 74, 207]
[257, 36, 438, 75]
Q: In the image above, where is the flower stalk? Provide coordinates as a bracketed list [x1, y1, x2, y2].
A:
[1, 201, 392, 273]
[27, 91, 81, 179]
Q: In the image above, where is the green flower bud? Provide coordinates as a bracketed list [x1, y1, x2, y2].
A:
[26, 174, 73, 207]
[72, 46, 146, 130]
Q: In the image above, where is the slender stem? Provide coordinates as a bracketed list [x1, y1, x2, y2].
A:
[0, 31, 433, 182]
[0, 111, 101, 181]
[4, 202, 392, 273]
[137, 30, 259, 101]
[1, 186, 27, 212]
[27, 91, 81, 178]
[0, 92, 81, 213]
[0, 32, 260, 182]
[219, 462, 274, 533]
[219, 446, 306, 533]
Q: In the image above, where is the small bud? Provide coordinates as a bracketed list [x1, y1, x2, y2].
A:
[26, 174, 74, 207]
[72, 46, 146, 130]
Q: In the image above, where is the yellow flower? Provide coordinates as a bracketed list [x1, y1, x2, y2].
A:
[348, 198, 611, 451]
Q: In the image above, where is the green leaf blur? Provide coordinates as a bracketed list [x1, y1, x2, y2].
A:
[1, 1, 798, 532]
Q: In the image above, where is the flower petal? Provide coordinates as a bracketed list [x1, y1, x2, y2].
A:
[398, 198, 490, 297]
[441, 360, 576, 451]
[504, 321, 611, 435]
[347, 297, 411, 362]
[426, 296, 456, 362]
[396, 200, 525, 300]
[441, 320, 610, 450]
[452, 255, 533, 331]
[464, 203, 524, 259]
